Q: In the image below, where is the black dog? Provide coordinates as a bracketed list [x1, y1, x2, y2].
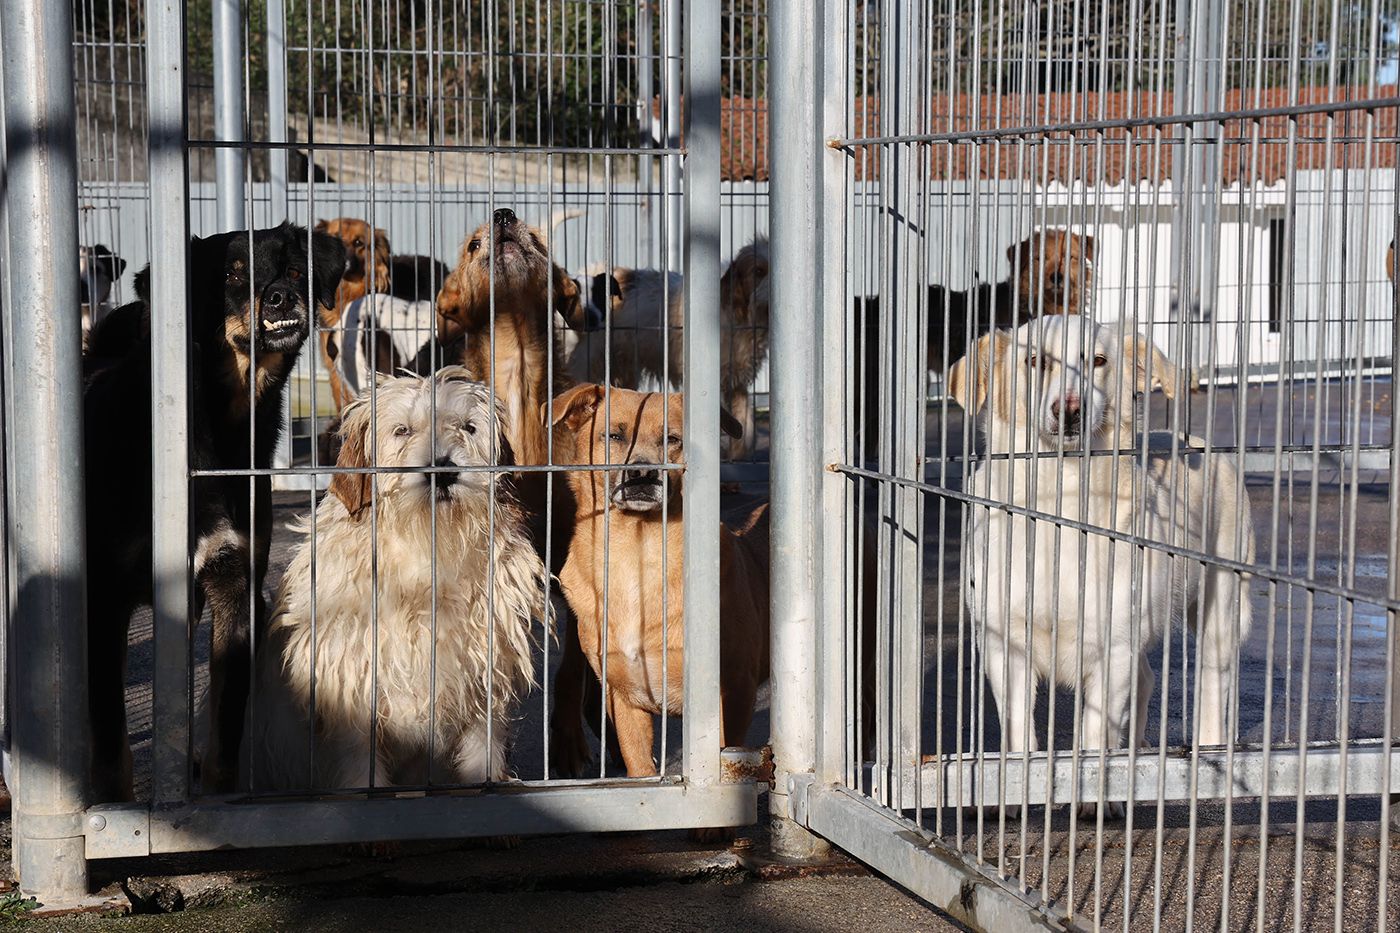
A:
[84, 222, 345, 800]
[388, 253, 450, 302]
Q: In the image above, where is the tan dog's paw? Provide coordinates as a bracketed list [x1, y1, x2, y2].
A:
[689, 826, 738, 846]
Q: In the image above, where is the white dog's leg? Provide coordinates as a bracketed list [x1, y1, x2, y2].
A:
[320, 728, 393, 791]
[449, 719, 507, 785]
[1196, 570, 1250, 748]
[985, 638, 1037, 755]
[1076, 659, 1136, 820]
[1132, 655, 1155, 747]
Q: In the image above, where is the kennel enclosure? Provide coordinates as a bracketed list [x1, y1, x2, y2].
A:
[1, 0, 1399, 929]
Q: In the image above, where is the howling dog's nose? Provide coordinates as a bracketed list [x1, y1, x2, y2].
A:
[493, 208, 516, 227]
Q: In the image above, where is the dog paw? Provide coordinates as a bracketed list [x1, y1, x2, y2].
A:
[1076, 800, 1126, 821]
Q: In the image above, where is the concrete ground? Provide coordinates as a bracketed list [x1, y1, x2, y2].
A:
[3, 811, 961, 931]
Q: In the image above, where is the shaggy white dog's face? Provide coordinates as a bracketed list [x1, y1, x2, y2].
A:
[331, 366, 510, 518]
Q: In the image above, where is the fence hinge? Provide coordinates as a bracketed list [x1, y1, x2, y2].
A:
[83, 805, 152, 859]
[15, 811, 86, 841]
[720, 745, 774, 787]
[785, 772, 818, 825]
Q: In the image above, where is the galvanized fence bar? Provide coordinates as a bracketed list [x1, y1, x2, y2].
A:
[767, 0, 827, 857]
[682, 0, 725, 789]
[145, 0, 193, 807]
[1, 0, 91, 903]
[212, 0, 246, 232]
[816, 0, 851, 787]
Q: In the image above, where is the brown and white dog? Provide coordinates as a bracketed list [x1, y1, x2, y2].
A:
[246, 368, 547, 790]
[315, 217, 391, 410]
[546, 385, 768, 778]
[854, 229, 1094, 455]
[566, 238, 772, 459]
[437, 208, 588, 470]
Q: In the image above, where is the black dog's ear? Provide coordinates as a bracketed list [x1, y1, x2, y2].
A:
[310, 230, 349, 310]
[111, 255, 127, 277]
[134, 265, 151, 303]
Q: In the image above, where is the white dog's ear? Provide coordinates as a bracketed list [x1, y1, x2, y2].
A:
[328, 402, 373, 520]
[1122, 333, 1178, 399]
[947, 331, 1009, 415]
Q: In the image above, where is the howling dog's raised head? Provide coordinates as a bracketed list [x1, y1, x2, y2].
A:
[436, 208, 583, 345]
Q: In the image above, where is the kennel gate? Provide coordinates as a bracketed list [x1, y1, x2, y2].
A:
[0, 0, 773, 905]
[763, 0, 1400, 929]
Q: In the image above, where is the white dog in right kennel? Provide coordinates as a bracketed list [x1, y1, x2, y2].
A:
[950, 316, 1255, 814]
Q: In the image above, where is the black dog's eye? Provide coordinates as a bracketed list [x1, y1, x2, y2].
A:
[468, 239, 481, 252]
[393, 424, 411, 438]
[287, 267, 302, 281]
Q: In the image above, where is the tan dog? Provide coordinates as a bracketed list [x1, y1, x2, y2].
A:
[315, 217, 392, 410]
[437, 208, 586, 470]
[547, 384, 767, 777]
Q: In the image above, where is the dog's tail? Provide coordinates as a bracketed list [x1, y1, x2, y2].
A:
[548, 208, 585, 242]
[732, 501, 770, 578]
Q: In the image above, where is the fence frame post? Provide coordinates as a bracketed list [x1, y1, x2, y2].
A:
[681, 0, 725, 789]
[767, 0, 831, 859]
[1, 0, 92, 904]
[146, 0, 194, 807]
[213, 0, 247, 232]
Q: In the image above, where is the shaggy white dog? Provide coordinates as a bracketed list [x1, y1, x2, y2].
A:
[245, 367, 550, 791]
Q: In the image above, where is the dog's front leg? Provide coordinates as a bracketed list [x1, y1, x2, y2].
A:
[983, 635, 1036, 756]
[195, 528, 259, 793]
[548, 606, 599, 778]
[725, 383, 752, 461]
[606, 688, 657, 778]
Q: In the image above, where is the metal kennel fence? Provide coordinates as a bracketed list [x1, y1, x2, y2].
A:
[763, 0, 1400, 930]
[3, 0, 1399, 928]
[0, 0, 783, 905]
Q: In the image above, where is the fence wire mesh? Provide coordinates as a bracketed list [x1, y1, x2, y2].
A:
[818, 0, 1400, 929]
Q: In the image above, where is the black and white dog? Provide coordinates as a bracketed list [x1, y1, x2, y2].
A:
[83, 222, 345, 799]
